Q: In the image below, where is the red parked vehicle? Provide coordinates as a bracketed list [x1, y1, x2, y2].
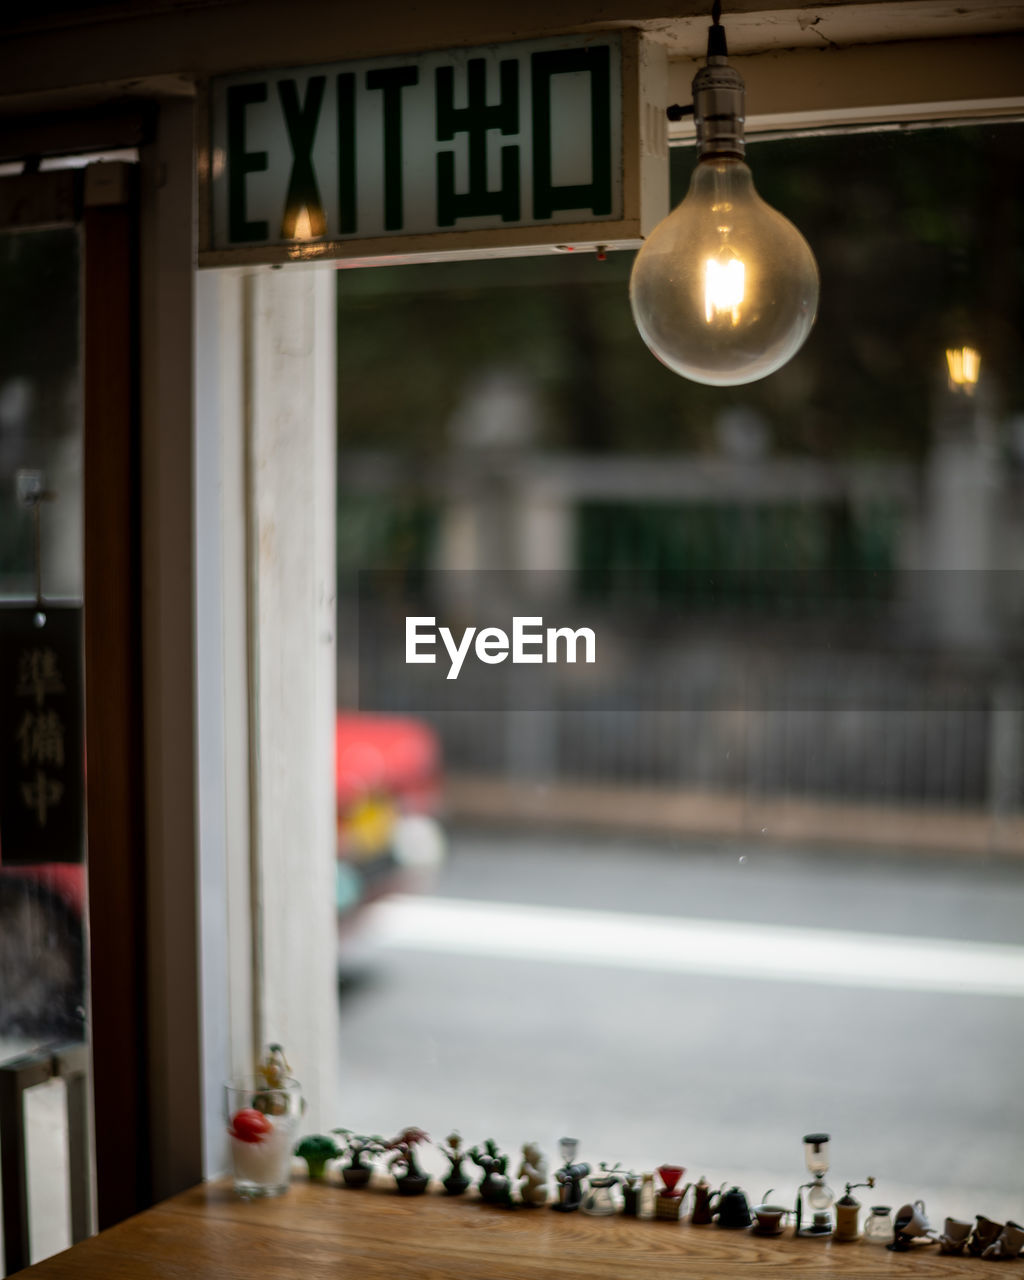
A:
[333, 712, 445, 925]
[0, 712, 444, 1037]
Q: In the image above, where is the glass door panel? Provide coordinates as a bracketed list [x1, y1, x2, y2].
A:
[0, 215, 91, 1273]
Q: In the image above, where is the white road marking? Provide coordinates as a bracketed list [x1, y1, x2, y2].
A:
[367, 895, 1024, 997]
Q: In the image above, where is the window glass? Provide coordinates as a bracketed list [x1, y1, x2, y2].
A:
[334, 122, 1024, 1221]
[0, 224, 88, 1268]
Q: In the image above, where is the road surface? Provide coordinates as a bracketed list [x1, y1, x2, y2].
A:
[339, 824, 1024, 1226]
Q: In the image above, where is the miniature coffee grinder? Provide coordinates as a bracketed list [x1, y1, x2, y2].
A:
[795, 1133, 834, 1237]
[834, 1179, 876, 1242]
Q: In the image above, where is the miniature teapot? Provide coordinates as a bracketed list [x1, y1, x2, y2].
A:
[691, 1177, 726, 1225]
[715, 1186, 753, 1229]
[581, 1167, 621, 1217]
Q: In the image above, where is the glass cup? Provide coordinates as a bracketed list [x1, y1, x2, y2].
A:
[224, 1076, 304, 1197]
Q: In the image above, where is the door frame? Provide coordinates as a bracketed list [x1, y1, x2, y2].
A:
[0, 159, 153, 1232]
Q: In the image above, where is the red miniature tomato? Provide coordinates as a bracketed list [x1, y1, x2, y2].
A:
[230, 1108, 272, 1144]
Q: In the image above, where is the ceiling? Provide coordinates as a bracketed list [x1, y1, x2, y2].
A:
[635, 0, 1024, 55]
[0, 0, 1021, 119]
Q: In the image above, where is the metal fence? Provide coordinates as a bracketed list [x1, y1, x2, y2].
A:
[356, 641, 1022, 813]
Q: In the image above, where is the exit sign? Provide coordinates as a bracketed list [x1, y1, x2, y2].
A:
[201, 32, 668, 267]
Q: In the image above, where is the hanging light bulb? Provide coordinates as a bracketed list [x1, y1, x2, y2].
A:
[630, 9, 819, 386]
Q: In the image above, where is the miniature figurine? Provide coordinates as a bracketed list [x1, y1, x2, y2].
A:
[888, 1199, 932, 1251]
[582, 1163, 622, 1216]
[294, 1134, 340, 1181]
[386, 1126, 431, 1195]
[518, 1142, 549, 1207]
[469, 1139, 513, 1206]
[438, 1131, 472, 1196]
[715, 1186, 753, 1229]
[981, 1221, 1024, 1260]
[834, 1179, 876, 1242]
[252, 1043, 291, 1115]
[794, 1134, 834, 1237]
[557, 1137, 578, 1165]
[332, 1130, 384, 1187]
[751, 1193, 791, 1237]
[551, 1139, 590, 1213]
[259, 1043, 291, 1089]
[968, 1215, 1004, 1257]
[552, 1162, 590, 1211]
[621, 1171, 642, 1217]
[655, 1165, 688, 1221]
[691, 1176, 723, 1225]
[863, 1206, 894, 1244]
[937, 1217, 973, 1254]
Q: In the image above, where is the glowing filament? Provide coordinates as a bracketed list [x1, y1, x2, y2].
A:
[705, 257, 745, 325]
[292, 206, 314, 240]
[946, 346, 981, 392]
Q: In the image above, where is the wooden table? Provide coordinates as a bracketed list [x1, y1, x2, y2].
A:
[19, 1179, 992, 1279]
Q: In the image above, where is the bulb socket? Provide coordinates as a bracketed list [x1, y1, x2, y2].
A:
[692, 54, 745, 159]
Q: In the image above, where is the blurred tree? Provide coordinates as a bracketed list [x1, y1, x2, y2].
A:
[337, 122, 1024, 461]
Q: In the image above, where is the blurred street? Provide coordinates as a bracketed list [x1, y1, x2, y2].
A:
[339, 824, 1024, 1224]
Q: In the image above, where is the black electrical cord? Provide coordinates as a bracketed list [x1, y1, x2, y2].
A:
[707, 0, 728, 56]
[666, 0, 727, 121]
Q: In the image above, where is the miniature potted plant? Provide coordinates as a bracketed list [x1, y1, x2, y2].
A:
[469, 1139, 512, 1207]
[438, 1131, 471, 1196]
[294, 1134, 341, 1181]
[333, 1129, 384, 1188]
[386, 1126, 431, 1195]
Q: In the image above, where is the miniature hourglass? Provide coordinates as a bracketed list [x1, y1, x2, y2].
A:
[795, 1133, 834, 1237]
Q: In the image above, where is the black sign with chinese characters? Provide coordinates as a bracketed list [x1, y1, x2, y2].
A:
[0, 606, 84, 866]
